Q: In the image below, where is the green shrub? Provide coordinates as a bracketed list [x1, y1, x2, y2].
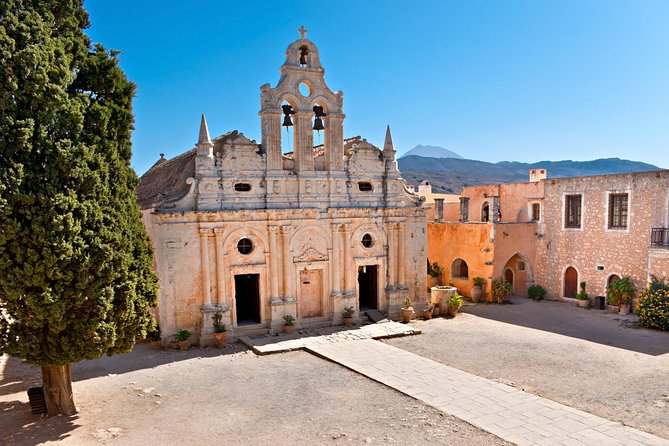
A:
[528, 285, 545, 301]
[575, 282, 588, 300]
[427, 260, 445, 278]
[472, 276, 485, 287]
[607, 277, 635, 305]
[448, 292, 463, 309]
[638, 284, 669, 331]
[491, 279, 512, 303]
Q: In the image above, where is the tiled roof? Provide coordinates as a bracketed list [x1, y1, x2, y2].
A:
[136, 149, 196, 208]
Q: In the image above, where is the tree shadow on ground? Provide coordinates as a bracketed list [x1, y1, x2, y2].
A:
[71, 342, 249, 382]
[0, 400, 78, 446]
[461, 295, 669, 356]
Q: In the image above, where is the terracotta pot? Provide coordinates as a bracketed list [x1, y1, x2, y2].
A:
[619, 303, 631, 315]
[343, 316, 353, 327]
[150, 340, 162, 350]
[496, 296, 505, 304]
[448, 306, 459, 317]
[577, 299, 590, 308]
[423, 309, 433, 320]
[214, 331, 228, 346]
[284, 324, 295, 334]
[178, 340, 189, 351]
[471, 286, 483, 303]
[609, 305, 620, 314]
[400, 307, 413, 323]
[427, 276, 440, 290]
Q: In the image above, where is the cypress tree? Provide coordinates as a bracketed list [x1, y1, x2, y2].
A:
[0, 0, 158, 415]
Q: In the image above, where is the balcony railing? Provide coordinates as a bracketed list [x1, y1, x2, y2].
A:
[651, 228, 669, 248]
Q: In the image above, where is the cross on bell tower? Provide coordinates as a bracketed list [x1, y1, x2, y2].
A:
[298, 25, 307, 39]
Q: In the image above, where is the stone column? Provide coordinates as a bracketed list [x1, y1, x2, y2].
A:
[214, 228, 227, 306]
[269, 226, 280, 299]
[342, 223, 352, 293]
[199, 228, 212, 306]
[260, 111, 282, 170]
[386, 223, 396, 287]
[331, 223, 341, 294]
[281, 225, 294, 298]
[397, 223, 406, 286]
[325, 114, 344, 171]
[294, 114, 314, 172]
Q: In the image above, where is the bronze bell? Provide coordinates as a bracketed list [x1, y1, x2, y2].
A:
[281, 104, 294, 127]
[299, 46, 308, 66]
[313, 116, 325, 131]
[282, 114, 293, 127]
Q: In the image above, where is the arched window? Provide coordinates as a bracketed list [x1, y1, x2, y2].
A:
[481, 201, 490, 222]
[451, 258, 469, 279]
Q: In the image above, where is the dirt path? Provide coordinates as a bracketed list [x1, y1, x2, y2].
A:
[385, 296, 669, 439]
[1, 345, 509, 446]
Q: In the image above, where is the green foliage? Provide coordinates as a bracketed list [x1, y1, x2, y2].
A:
[638, 282, 669, 331]
[427, 259, 445, 278]
[0, 1, 158, 366]
[576, 282, 588, 300]
[403, 298, 413, 309]
[472, 276, 485, 287]
[147, 325, 161, 342]
[342, 306, 355, 318]
[174, 330, 191, 342]
[448, 292, 463, 309]
[212, 312, 226, 333]
[606, 277, 636, 305]
[491, 279, 512, 302]
[527, 284, 545, 301]
[283, 315, 295, 326]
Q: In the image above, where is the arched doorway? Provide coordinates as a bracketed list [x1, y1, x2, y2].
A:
[504, 268, 514, 287]
[564, 267, 578, 298]
[608, 274, 620, 285]
[481, 201, 490, 222]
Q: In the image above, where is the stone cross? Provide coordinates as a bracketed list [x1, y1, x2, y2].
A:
[298, 25, 307, 39]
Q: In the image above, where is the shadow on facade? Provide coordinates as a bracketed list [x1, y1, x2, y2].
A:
[461, 296, 669, 356]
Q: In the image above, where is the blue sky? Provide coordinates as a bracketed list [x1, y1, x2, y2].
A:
[85, 0, 669, 175]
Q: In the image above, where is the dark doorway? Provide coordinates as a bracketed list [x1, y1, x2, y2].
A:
[358, 265, 378, 310]
[608, 274, 620, 285]
[564, 267, 578, 298]
[504, 268, 514, 288]
[235, 274, 260, 325]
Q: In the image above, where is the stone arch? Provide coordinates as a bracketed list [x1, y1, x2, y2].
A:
[309, 95, 335, 113]
[350, 223, 387, 251]
[481, 200, 490, 222]
[502, 252, 534, 297]
[562, 265, 579, 298]
[278, 93, 300, 109]
[223, 227, 268, 264]
[605, 272, 622, 304]
[289, 225, 331, 258]
[451, 258, 469, 279]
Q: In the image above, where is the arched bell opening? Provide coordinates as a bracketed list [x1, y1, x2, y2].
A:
[280, 98, 297, 156]
[312, 102, 328, 170]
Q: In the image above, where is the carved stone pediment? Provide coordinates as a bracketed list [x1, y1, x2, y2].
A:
[294, 245, 328, 262]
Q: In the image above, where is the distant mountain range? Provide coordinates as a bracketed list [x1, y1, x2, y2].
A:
[397, 150, 660, 194]
[400, 144, 463, 160]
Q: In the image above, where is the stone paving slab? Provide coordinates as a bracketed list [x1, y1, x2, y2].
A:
[238, 321, 421, 355]
[305, 339, 669, 446]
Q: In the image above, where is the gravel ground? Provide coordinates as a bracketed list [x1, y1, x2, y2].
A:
[1, 344, 509, 446]
[385, 296, 669, 439]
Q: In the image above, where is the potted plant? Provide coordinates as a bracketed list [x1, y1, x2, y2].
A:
[212, 312, 228, 346]
[491, 279, 512, 304]
[528, 284, 545, 301]
[283, 314, 296, 333]
[447, 292, 463, 316]
[607, 277, 636, 315]
[174, 329, 191, 351]
[423, 302, 434, 320]
[400, 298, 414, 323]
[471, 277, 485, 303]
[342, 306, 354, 326]
[575, 282, 589, 307]
[427, 259, 444, 289]
[149, 326, 162, 350]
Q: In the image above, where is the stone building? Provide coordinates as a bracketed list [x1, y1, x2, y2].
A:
[137, 28, 427, 344]
[429, 169, 669, 304]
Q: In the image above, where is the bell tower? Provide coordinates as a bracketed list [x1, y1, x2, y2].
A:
[259, 26, 345, 172]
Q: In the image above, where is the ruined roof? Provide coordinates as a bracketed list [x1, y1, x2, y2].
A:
[136, 149, 196, 208]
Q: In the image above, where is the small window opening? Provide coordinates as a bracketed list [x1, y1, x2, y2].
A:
[518, 261, 526, 271]
[298, 82, 310, 97]
[237, 238, 254, 255]
[358, 182, 373, 192]
[299, 45, 309, 67]
[361, 233, 374, 248]
[234, 183, 252, 192]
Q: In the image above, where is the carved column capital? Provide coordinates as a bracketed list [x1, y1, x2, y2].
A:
[199, 228, 212, 237]
[280, 225, 294, 234]
[213, 227, 226, 238]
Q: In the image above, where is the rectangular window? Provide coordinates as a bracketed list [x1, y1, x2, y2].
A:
[531, 203, 541, 222]
[565, 194, 582, 229]
[459, 197, 469, 222]
[608, 193, 628, 229]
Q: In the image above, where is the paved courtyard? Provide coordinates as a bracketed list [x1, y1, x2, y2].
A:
[2, 296, 668, 445]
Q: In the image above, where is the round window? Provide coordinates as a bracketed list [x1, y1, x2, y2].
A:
[237, 238, 253, 255]
[361, 233, 374, 248]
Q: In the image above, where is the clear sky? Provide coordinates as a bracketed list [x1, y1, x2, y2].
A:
[85, 0, 669, 175]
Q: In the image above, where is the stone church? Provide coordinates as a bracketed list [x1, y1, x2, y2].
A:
[137, 28, 427, 344]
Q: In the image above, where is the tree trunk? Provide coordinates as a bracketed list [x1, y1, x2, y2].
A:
[41, 364, 77, 416]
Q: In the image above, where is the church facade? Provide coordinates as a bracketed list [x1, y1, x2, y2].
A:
[137, 28, 427, 344]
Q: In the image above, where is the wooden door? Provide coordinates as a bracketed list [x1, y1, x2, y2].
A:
[504, 268, 514, 287]
[564, 267, 578, 298]
[299, 269, 322, 318]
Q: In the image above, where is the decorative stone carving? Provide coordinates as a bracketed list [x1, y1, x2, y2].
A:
[294, 245, 328, 262]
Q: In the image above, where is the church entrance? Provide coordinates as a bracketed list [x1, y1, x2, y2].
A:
[299, 269, 322, 318]
[358, 265, 378, 310]
[235, 274, 260, 325]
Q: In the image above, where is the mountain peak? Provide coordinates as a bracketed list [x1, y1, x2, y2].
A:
[400, 144, 463, 160]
